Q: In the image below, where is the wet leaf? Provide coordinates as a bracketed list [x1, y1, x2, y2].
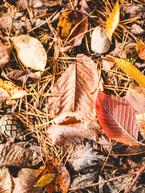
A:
[106, 0, 120, 40]
[48, 112, 98, 145]
[0, 168, 12, 193]
[57, 10, 88, 51]
[0, 43, 11, 68]
[136, 41, 145, 60]
[46, 54, 101, 117]
[12, 35, 47, 71]
[114, 57, 145, 88]
[0, 79, 27, 99]
[91, 26, 111, 54]
[96, 91, 140, 146]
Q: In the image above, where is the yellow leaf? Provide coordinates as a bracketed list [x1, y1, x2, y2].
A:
[0, 79, 27, 99]
[114, 58, 145, 88]
[106, 0, 120, 41]
[34, 173, 56, 187]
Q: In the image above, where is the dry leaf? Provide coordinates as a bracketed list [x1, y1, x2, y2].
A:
[12, 35, 47, 71]
[0, 88, 10, 107]
[13, 168, 43, 193]
[68, 142, 101, 171]
[136, 41, 145, 60]
[0, 142, 42, 167]
[46, 54, 101, 117]
[48, 112, 98, 145]
[106, 0, 120, 40]
[0, 43, 11, 68]
[0, 168, 12, 193]
[57, 10, 88, 51]
[0, 79, 27, 99]
[35, 158, 70, 193]
[34, 173, 56, 187]
[91, 26, 111, 54]
[7, 70, 41, 83]
[96, 91, 141, 146]
[114, 57, 145, 88]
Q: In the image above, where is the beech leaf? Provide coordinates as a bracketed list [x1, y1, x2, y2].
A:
[12, 35, 47, 71]
[114, 57, 145, 88]
[106, 0, 120, 40]
[0, 168, 12, 193]
[47, 112, 98, 145]
[96, 91, 141, 146]
[46, 54, 101, 116]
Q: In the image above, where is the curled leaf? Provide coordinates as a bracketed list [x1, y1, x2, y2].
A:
[106, 0, 120, 40]
[0, 168, 12, 193]
[91, 26, 111, 54]
[114, 57, 145, 88]
[0, 79, 27, 99]
[12, 35, 47, 71]
[96, 91, 141, 146]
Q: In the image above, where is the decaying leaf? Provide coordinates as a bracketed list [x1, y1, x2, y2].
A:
[7, 70, 41, 83]
[13, 168, 43, 193]
[57, 10, 88, 51]
[0, 88, 10, 107]
[68, 142, 102, 171]
[136, 41, 145, 60]
[91, 26, 111, 54]
[106, 0, 120, 40]
[34, 173, 56, 187]
[0, 78, 27, 99]
[35, 158, 70, 193]
[46, 54, 101, 116]
[114, 57, 145, 88]
[0, 142, 42, 167]
[47, 112, 98, 145]
[0, 43, 11, 68]
[0, 168, 12, 193]
[12, 35, 47, 71]
[96, 91, 140, 146]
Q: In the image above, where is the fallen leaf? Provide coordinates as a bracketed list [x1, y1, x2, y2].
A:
[136, 41, 145, 60]
[96, 91, 141, 146]
[0, 43, 11, 68]
[106, 0, 120, 40]
[34, 173, 56, 187]
[46, 54, 101, 117]
[91, 26, 111, 54]
[0, 168, 12, 193]
[0, 78, 27, 99]
[57, 10, 88, 51]
[13, 168, 43, 193]
[47, 112, 98, 145]
[114, 57, 145, 88]
[12, 35, 47, 71]
[0, 142, 42, 167]
[0, 88, 10, 107]
[7, 70, 41, 83]
[35, 158, 70, 193]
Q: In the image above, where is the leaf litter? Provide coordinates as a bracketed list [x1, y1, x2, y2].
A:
[0, 0, 145, 193]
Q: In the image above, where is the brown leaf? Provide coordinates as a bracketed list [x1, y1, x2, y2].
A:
[96, 91, 141, 146]
[46, 54, 101, 117]
[7, 70, 41, 83]
[0, 13, 13, 31]
[13, 168, 43, 193]
[0, 43, 11, 68]
[47, 112, 98, 145]
[0, 168, 12, 193]
[57, 10, 88, 51]
[0, 88, 10, 108]
[136, 41, 145, 60]
[0, 142, 42, 167]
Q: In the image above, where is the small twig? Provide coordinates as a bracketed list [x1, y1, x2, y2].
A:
[124, 164, 145, 193]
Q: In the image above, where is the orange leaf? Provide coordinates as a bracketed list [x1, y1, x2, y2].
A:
[136, 41, 145, 60]
[106, 0, 120, 40]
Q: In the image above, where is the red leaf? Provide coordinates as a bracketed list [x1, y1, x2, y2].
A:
[96, 91, 141, 146]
